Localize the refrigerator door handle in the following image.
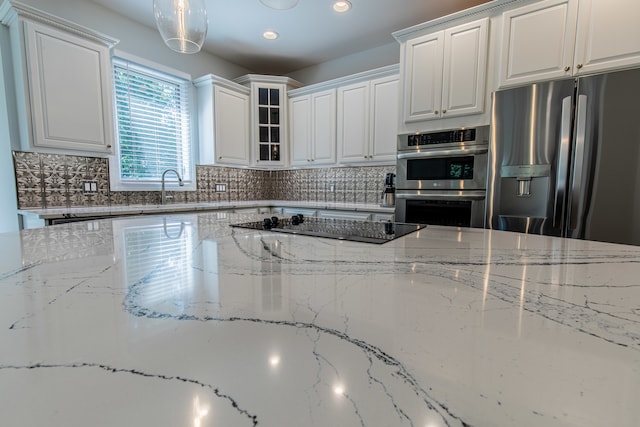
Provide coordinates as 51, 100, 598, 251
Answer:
569, 94, 588, 231
554, 96, 573, 228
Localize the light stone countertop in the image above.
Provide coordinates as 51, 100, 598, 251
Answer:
0, 211, 639, 426
18, 200, 395, 220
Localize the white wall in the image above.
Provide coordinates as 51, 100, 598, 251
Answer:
17, 0, 250, 80
287, 42, 400, 85
0, 27, 19, 233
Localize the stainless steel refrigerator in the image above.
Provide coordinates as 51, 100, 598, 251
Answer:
486, 67, 640, 246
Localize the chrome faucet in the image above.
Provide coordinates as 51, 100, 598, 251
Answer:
161, 168, 184, 204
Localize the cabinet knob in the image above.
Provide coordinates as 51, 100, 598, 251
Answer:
442, 109, 447, 114
434, 110, 439, 115
564, 66, 570, 72
106, 145, 112, 149
576, 64, 583, 69
218, 156, 222, 160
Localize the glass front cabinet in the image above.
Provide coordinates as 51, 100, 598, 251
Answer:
235, 75, 302, 166
257, 86, 282, 163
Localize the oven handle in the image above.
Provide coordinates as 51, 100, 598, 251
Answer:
396, 190, 486, 201
397, 146, 488, 159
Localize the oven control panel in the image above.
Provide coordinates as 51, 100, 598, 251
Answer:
407, 129, 476, 147
399, 126, 488, 151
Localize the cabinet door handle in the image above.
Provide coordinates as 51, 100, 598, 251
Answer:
564, 66, 570, 72
576, 64, 583, 69
442, 109, 447, 114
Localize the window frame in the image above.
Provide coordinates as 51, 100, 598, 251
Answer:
109, 52, 197, 192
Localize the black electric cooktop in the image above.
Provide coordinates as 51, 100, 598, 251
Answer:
230, 215, 425, 244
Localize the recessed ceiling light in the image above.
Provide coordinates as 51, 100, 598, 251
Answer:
333, 1, 352, 13
263, 30, 279, 40
260, 0, 298, 10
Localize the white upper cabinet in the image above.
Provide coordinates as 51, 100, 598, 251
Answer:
0, 4, 118, 155
500, 0, 640, 87
402, 32, 444, 122
337, 74, 399, 164
289, 89, 336, 166
195, 75, 250, 166
573, 0, 640, 76
401, 18, 489, 123
369, 75, 399, 161
499, 0, 578, 86
441, 19, 490, 118
289, 96, 312, 165
337, 81, 370, 163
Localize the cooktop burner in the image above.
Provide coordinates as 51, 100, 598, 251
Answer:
230, 215, 426, 244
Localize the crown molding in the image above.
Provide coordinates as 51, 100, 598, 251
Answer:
393, 0, 524, 42
288, 64, 399, 96
0, 0, 119, 48
193, 74, 251, 94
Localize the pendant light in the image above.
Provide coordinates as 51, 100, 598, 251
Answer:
153, 0, 208, 54
259, 0, 299, 10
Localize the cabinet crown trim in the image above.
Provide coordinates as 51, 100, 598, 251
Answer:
0, 0, 119, 47
288, 64, 400, 96
193, 74, 251, 94
234, 74, 303, 89
393, 0, 521, 42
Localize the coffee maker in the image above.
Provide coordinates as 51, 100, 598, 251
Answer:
380, 173, 396, 207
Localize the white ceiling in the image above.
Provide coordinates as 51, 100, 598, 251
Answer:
90, 0, 491, 74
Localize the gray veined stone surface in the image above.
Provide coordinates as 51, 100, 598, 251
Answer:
1, 212, 639, 426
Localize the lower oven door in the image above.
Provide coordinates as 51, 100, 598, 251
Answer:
395, 190, 486, 228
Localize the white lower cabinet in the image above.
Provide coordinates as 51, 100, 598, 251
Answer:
337, 75, 398, 164
281, 208, 317, 218
317, 210, 372, 221
372, 213, 395, 222
234, 207, 271, 214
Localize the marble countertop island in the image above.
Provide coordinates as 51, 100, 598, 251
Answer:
1, 212, 638, 426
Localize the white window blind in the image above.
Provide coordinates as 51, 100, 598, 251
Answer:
113, 58, 193, 185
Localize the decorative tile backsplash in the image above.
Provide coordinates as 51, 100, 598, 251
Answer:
13, 151, 396, 209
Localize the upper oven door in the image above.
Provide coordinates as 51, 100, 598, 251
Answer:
397, 146, 488, 190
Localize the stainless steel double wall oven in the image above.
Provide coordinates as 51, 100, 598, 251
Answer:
396, 127, 489, 227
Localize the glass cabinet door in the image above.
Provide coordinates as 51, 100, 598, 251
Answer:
258, 87, 281, 162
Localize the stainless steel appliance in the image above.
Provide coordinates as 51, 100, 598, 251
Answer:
381, 172, 396, 207
487, 67, 640, 246
231, 216, 425, 244
396, 127, 489, 227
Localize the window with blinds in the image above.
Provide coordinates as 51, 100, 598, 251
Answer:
112, 58, 194, 188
